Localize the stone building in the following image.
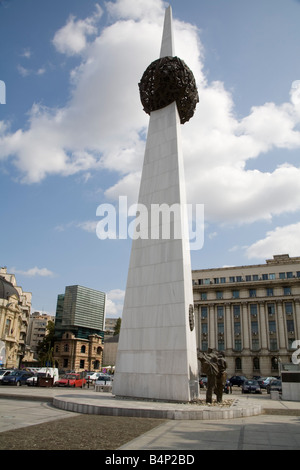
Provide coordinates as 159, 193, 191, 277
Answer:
26, 311, 55, 355
193, 254, 300, 378
53, 285, 106, 372
53, 331, 103, 371
0, 267, 32, 368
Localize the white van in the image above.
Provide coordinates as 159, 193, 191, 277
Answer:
27, 367, 59, 386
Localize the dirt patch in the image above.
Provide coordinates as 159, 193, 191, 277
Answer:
0, 414, 166, 450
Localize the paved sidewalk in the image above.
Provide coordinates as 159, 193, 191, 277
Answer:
0, 386, 300, 450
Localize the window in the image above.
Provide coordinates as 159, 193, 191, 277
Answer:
96, 347, 102, 355
297, 272, 300, 278
236, 276, 242, 282
4, 319, 11, 336
253, 275, 259, 281
218, 340, 225, 351
249, 289, 256, 298
251, 321, 259, 334
252, 339, 260, 351
63, 344, 69, 352
250, 304, 257, 316
235, 358, 242, 370
253, 357, 260, 370
217, 306, 224, 319
269, 321, 276, 333
266, 288, 273, 296
279, 272, 285, 279
220, 277, 226, 283
267, 303, 275, 315
287, 272, 293, 279
229, 276, 235, 283
262, 274, 268, 280
233, 305, 240, 318
218, 323, 224, 334
201, 341, 208, 351
271, 357, 279, 371
269, 273, 276, 280
216, 291, 223, 300
284, 286, 291, 295
270, 339, 278, 351
201, 323, 208, 334
234, 322, 241, 335
81, 345, 86, 353
204, 278, 210, 285
246, 275, 251, 281
80, 360, 85, 369
287, 319, 295, 333
285, 302, 293, 315
234, 340, 242, 351
201, 292, 207, 301
214, 278, 219, 284
201, 307, 208, 319
232, 290, 239, 299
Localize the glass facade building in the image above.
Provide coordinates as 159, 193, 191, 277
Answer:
54, 285, 106, 340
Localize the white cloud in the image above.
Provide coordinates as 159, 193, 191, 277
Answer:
1, 0, 300, 233
52, 4, 103, 56
11, 266, 55, 277
246, 222, 300, 260
105, 289, 125, 318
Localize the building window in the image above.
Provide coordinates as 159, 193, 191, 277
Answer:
253, 357, 260, 370
201, 341, 208, 351
297, 272, 300, 278
220, 277, 226, 283
262, 274, 268, 280
216, 291, 223, 300
80, 360, 85, 369
286, 272, 293, 279
267, 303, 275, 316
201, 292, 207, 301
250, 304, 257, 316
253, 275, 259, 281
218, 340, 225, 351
266, 288, 273, 296
201, 323, 208, 334
269, 321, 276, 334
234, 340, 242, 351
81, 345, 86, 353
201, 307, 208, 319
287, 319, 295, 333
269, 273, 276, 280
285, 302, 293, 315
252, 339, 260, 351
217, 306, 224, 319
235, 358, 242, 370
204, 278, 210, 285
229, 276, 235, 283
246, 275, 251, 281
214, 278, 219, 284
284, 286, 291, 295
63, 344, 69, 352
96, 347, 102, 355
63, 359, 68, 368
279, 272, 285, 279
218, 322, 224, 334
249, 289, 256, 297
251, 321, 259, 334
4, 319, 11, 336
269, 339, 278, 351
236, 276, 242, 282
234, 322, 241, 335
288, 338, 296, 349
232, 290, 239, 299
233, 305, 240, 318
271, 357, 279, 371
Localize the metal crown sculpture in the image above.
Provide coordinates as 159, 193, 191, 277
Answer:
139, 56, 199, 124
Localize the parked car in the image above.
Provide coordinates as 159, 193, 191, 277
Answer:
95, 375, 113, 385
85, 372, 103, 383
258, 377, 277, 389
2, 369, 33, 386
241, 379, 262, 394
55, 373, 86, 387
266, 379, 282, 394
224, 380, 231, 394
0, 369, 12, 382
199, 377, 207, 388
229, 375, 247, 386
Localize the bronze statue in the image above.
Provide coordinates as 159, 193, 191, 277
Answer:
198, 349, 227, 403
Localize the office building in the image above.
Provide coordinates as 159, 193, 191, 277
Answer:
192, 254, 300, 378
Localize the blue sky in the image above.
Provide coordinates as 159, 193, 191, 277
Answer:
1, 0, 300, 318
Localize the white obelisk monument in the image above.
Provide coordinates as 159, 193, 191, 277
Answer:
113, 6, 199, 402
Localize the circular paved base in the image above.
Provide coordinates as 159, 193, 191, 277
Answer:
53, 392, 262, 420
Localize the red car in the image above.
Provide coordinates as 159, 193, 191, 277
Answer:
55, 373, 86, 387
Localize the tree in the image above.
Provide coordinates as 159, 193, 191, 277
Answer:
36, 320, 55, 366
113, 318, 121, 336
